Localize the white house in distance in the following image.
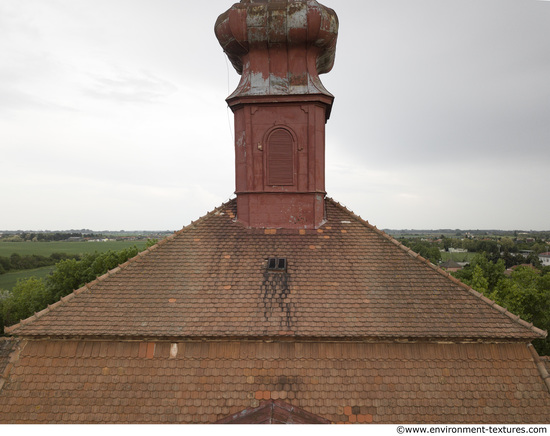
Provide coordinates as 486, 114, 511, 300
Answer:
539, 252, 550, 267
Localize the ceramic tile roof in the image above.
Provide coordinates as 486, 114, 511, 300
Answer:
0, 339, 18, 377
0, 339, 15, 373
0, 338, 20, 394
0, 340, 549, 424
5, 198, 546, 341
440, 259, 462, 270
214, 399, 331, 424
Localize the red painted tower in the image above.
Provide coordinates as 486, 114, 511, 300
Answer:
215, 0, 338, 229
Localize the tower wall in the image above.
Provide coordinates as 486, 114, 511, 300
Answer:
231, 96, 330, 228
216, 0, 338, 228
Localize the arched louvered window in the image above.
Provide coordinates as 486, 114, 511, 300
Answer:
267, 129, 294, 186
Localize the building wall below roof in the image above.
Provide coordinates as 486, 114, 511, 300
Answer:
0, 340, 549, 424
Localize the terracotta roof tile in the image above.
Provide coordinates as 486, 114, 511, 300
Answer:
1, 199, 549, 422
4, 199, 546, 341
0, 338, 22, 394
1, 340, 548, 424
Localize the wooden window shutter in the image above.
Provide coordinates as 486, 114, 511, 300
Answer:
267, 129, 294, 185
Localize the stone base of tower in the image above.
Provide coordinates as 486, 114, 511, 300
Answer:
236, 192, 325, 229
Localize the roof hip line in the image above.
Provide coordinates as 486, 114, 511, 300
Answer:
527, 343, 550, 393
4, 198, 237, 336
326, 197, 548, 340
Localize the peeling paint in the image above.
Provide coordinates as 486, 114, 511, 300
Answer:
269, 74, 289, 94
287, 4, 307, 28
236, 132, 246, 149
249, 72, 270, 94
215, 0, 337, 99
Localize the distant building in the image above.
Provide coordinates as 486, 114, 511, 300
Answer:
505, 264, 541, 276
439, 259, 462, 272
520, 250, 534, 258
539, 252, 550, 267
448, 248, 468, 253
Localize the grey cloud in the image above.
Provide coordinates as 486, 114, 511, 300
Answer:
326, 0, 550, 169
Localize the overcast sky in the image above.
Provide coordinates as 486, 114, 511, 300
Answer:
1, 0, 549, 231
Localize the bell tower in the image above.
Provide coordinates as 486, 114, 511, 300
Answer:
215, 0, 338, 229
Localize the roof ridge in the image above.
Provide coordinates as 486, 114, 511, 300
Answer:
325, 197, 548, 340
4, 198, 237, 336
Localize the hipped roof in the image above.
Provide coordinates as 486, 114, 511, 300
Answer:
5, 198, 546, 342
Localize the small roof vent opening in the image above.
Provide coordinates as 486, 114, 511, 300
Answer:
267, 257, 287, 272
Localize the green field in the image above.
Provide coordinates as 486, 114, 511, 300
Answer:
0, 240, 147, 257
0, 266, 55, 291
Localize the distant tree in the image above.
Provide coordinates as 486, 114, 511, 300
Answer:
399, 239, 441, 264
454, 256, 550, 356
146, 238, 159, 249
0, 289, 9, 327
9, 253, 23, 270
501, 250, 521, 269
492, 266, 550, 355
47, 246, 140, 301
469, 265, 489, 295
0, 257, 9, 274
0, 252, 78, 275
526, 252, 542, 269
0, 246, 141, 333
1, 278, 48, 327
49, 252, 79, 262
499, 237, 515, 252
46, 258, 84, 302
453, 253, 505, 292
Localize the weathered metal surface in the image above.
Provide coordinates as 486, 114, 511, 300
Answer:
215, 0, 338, 98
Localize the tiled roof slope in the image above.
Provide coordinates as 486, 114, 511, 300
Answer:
5, 199, 546, 340
0, 339, 19, 377
214, 399, 332, 424
0, 339, 14, 373
0, 338, 20, 393
0, 340, 549, 424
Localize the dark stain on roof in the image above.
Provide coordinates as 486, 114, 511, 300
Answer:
5, 198, 546, 341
